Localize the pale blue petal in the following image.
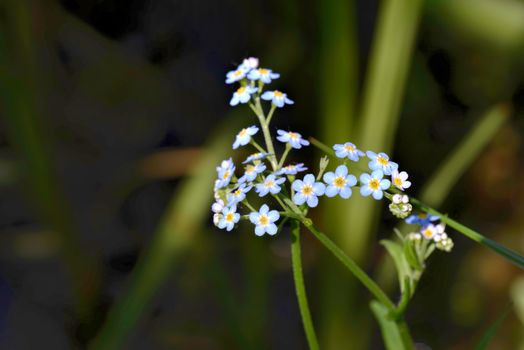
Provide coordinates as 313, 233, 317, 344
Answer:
360, 173, 371, 184
268, 210, 280, 221
372, 190, 383, 200
255, 225, 265, 236
360, 186, 372, 196
266, 223, 278, 235
323, 172, 335, 184
340, 187, 352, 199
313, 183, 326, 195
260, 204, 269, 214
304, 174, 315, 184
293, 193, 306, 205
336, 165, 348, 176
346, 174, 357, 186
371, 170, 384, 179
366, 151, 377, 159
292, 180, 303, 191
307, 195, 319, 208
380, 179, 391, 189
325, 186, 338, 197
249, 212, 259, 224
261, 91, 273, 100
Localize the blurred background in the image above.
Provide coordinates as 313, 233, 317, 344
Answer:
0, 0, 524, 349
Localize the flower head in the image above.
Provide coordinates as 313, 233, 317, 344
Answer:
366, 151, 398, 175
420, 224, 439, 240
227, 183, 252, 205
405, 213, 440, 227
292, 174, 326, 207
238, 163, 266, 184
233, 125, 259, 149
215, 158, 236, 189
249, 204, 280, 236
239, 57, 259, 71
255, 174, 286, 197
217, 205, 240, 231
333, 142, 365, 162
323, 165, 357, 199
261, 90, 294, 108
211, 199, 225, 213
230, 86, 258, 106
276, 163, 308, 176
243, 152, 269, 164
276, 130, 310, 149
391, 170, 411, 191
225, 67, 248, 84
359, 170, 391, 200
248, 68, 280, 84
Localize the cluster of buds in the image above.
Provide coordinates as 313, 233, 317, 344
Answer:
389, 194, 412, 219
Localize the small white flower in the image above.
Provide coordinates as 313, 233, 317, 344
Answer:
230, 86, 258, 106
240, 57, 259, 71
391, 170, 411, 191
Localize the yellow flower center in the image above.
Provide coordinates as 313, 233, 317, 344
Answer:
226, 213, 234, 222
289, 132, 299, 140
344, 145, 355, 152
265, 181, 275, 188
233, 70, 243, 77
369, 179, 380, 190
273, 90, 284, 97
237, 87, 246, 94
259, 215, 269, 225
334, 176, 346, 188
377, 156, 389, 166
394, 177, 403, 186
301, 184, 313, 195
245, 165, 255, 174
223, 170, 230, 180
259, 68, 269, 75
239, 129, 247, 137
423, 228, 433, 238
234, 189, 242, 196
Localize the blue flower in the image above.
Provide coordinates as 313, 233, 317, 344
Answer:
225, 67, 248, 84
239, 57, 259, 71
215, 158, 236, 189
233, 125, 259, 149
405, 213, 439, 226
217, 205, 240, 231
238, 163, 266, 184
292, 174, 326, 207
255, 174, 286, 197
230, 86, 258, 106
276, 130, 310, 149
323, 165, 357, 199
243, 152, 269, 164
227, 183, 252, 205
248, 68, 280, 84
276, 163, 308, 176
359, 170, 391, 200
261, 90, 294, 108
366, 151, 398, 175
249, 204, 280, 236
333, 142, 365, 162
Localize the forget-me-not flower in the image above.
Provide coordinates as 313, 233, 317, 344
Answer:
255, 174, 285, 197
333, 142, 365, 162
420, 223, 440, 240
227, 183, 252, 205
230, 86, 258, 106
359, 170, 391, 200
243, 152, 269, 164
405, 213, 440, 227
391, 169, 411, 191
276, 130, 310, 149
249, 204, 280, 236
216, 158, 236, 189
323, 165, 357, 199
217, 205, 240, 231
276, 163, 308, 176
248, 68, 280, 84
366, 151, 398, 175
238, 163, 266, 184
261, 90, 294, 108
239, 57, 259, 71
211, 199, 225, 214
292, 174, 326, 207
226, 68, 247, 84
233, 126, 259, 149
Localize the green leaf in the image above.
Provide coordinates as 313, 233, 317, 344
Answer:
510, 277, 524, 326
403, 241, 423, 271
381, 240, 413, 294
370, 301, 405, 350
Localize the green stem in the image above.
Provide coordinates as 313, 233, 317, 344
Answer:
396, 318, 415, 350
300, 218, 396, 311
290, 220, 320, 350
250, 139, 268, 154
252, 99, 278, 170
278, 143, 292, 169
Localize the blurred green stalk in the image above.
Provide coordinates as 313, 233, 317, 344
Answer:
316, 0, 361, 347
0, 0, 100, 318
90, 119, 240, 350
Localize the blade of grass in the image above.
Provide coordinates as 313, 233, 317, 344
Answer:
90, 117, 242, 350
0, 1, 100, 318
475, 302, 513, 350
370, 301, 414, 350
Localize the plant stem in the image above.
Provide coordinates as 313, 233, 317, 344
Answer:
300, 219, 396, 311
290, 220, 320, 350
250, 139, 268, 154
278, 143, 292, 169
396, 318, 415, 350
252, 99, 278, 170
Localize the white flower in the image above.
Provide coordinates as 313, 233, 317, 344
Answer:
391, 170, 411, 191
232, 126, 259, 149
230, 86, 258, 106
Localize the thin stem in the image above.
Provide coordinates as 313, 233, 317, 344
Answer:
266, 104, 277, 125
273, 194, 291, 212
290, 220, 319, 350
278, 144, 292, 169
396, 318, 415, 350
300, 219, 396, 311
250, 139, 267, 154
252, 99, 278, 170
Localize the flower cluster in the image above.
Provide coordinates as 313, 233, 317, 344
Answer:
405, 213, 454, 252
212, 57, 452, 253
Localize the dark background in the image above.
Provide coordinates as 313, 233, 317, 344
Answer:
0, 0, 523, 349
